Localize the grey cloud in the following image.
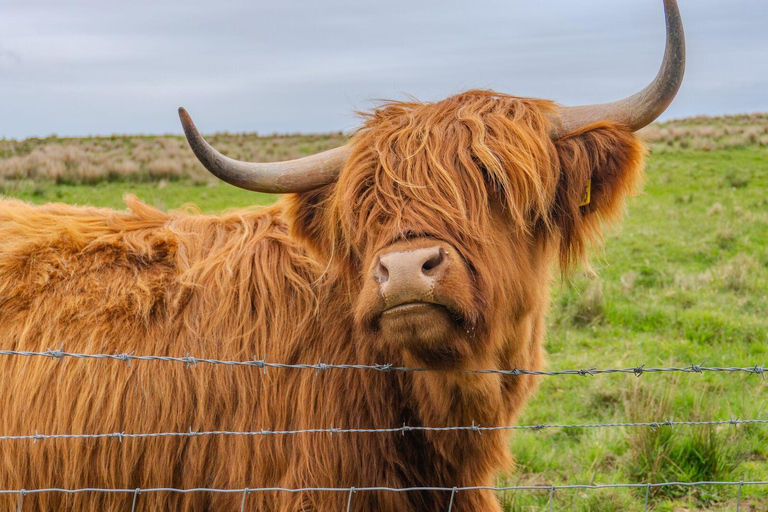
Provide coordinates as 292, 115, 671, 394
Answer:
0, 0, 766, 138
0, 45, 21, 67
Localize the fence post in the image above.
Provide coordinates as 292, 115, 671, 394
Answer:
16, 489, 25, 512
239, 488, 249, 512
447, 487, 457, 512
644, 483, 650, 511
130, 488, 141, 512
549, 485, 555, 512
736, 481, 743, 511
345, 487, 355, 512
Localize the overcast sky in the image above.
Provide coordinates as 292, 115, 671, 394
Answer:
1, 0, 766, 139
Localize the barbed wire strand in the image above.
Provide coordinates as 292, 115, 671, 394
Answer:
3, 418, 765, 443
1, 349, 766, 379
1, 481, 767, 495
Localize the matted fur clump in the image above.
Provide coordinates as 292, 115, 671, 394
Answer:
0, 91, 645, 511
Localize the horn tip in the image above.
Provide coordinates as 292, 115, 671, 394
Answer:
178, 108, 198, 138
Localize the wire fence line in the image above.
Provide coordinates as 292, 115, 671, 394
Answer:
6, 480, 768, 494
3, 418, 767, 443
3, 348, 767, 510
6, 481, 768, 512
1, 349, 766, 379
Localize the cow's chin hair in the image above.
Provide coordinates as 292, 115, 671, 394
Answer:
376, 304, 475, 369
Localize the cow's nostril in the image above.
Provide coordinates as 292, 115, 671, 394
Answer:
421, 249, 445, 274
374, 258, 389, 283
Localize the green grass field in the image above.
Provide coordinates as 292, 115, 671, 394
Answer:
505, 146, 768, 511
1, 121, 767, 511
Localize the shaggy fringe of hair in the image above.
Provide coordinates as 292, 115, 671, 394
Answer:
326, 90, 645, 271
336, 91, 558, 251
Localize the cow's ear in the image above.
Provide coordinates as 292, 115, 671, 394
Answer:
551, 121, 647, 269
284, 186, 336, 261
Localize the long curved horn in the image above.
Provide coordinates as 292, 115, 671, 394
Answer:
178, 108, 350, 193
550, 0, 685, 137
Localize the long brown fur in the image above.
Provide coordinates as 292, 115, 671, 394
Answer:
0, 90, 645, 511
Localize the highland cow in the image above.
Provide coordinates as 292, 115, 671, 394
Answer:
0, 1, 684, 510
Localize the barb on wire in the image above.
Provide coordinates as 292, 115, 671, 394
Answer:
2, 418, 765, 442
0, 349, 766, 379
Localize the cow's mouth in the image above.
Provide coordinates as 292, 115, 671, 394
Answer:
379, 301, 468, 326
376, 301, 469, 331
373, 300, 475, 368
381, 301, 446, 317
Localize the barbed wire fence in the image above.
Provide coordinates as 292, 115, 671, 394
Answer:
2, 348, 767, 511
2, 348, 767, 378
7, 481, 768, 512
2, 417, 767, 443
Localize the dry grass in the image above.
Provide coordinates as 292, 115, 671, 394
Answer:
639, 112, 768, 151
572, 274, 606, 325
699, 254, 761, 292
0, 132, 346, 185
1, 113, 766, 185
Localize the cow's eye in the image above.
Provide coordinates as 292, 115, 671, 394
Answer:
401, 230, 419, 241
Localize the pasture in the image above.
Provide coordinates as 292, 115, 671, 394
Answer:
1, 114, 767, 511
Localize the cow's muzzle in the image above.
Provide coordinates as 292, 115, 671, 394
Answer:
374, 244, 450, 313
356, 237, 479, 367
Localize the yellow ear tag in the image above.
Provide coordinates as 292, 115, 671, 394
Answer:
579, 179, 591, 207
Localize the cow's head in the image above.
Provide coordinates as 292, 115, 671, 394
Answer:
179, 1, 684, 368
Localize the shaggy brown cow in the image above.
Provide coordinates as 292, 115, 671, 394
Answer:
0, 1, 684, 510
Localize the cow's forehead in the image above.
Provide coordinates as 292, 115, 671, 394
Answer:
335, 91, 558, 237
326, 93, 561, 263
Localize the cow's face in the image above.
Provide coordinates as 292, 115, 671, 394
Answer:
289, 91, 645, 368
340, 93, 556, 367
